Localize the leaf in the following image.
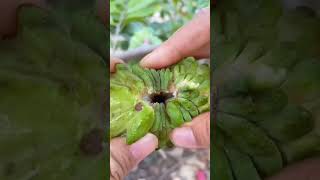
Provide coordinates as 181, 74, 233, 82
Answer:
128, 27, 162, 49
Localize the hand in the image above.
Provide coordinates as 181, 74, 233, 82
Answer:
0, 0, 47, 38
140, 8, 210, 149
267, 158, 320, 180
110, 57, 158, 180
140, 7, 210, 69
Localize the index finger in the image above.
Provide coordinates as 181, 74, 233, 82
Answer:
140, 8, 210, 69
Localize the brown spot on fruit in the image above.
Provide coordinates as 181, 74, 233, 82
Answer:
135, 102, 143, 111
79, 128, 104, 156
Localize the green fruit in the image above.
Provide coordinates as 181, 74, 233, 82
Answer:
110, 57, 210, 146
126, 102, 154, 144
166, 100, 185, 127
224, 144, 261, 180
0, 1, 107, 179
177, 102, 192, 122
159, 103, 173, 148
150, 103, 161, 135
217, 113, 283, 176
145, 69, 157, 92
213, 1, 320, 179
176, 98, 199, 117
212, 144, 234, 180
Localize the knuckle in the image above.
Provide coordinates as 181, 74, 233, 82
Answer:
110, 154, 125, 180
110, 144, 136, 180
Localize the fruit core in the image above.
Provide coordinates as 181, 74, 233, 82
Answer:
149, 92, 174, 104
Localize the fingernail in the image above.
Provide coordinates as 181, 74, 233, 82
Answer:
140, 54, 153, 67
129, 133, 158, 162
171, 127, 197, 148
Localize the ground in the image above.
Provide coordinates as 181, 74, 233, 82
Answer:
126, 147, 210, 180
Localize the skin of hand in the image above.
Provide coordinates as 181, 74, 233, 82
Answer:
139, 7, 320, 179
140, 8, 211, 149
110, 57, 159, 180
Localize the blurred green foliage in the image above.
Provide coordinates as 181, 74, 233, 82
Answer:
110, 0, 209, 51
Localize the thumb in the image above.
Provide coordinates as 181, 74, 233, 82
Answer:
170, 112, 210, 149
110, 133, 158, 180
267, 158, 320, 180
110, 57, 124, 73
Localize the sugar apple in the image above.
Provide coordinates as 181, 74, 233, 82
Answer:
0, 0, 107, 179
213, 0, 320, 179
110, 57, 210, 147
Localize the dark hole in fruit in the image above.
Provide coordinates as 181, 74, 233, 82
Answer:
149, 92, 174, 104
79, 128, 104, 156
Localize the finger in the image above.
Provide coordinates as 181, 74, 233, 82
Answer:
267, 158, 320, 180
110, 133, 158, 180
140, 8, 210, 69
110, 57, 124, 73
170, 112, 210, 149
0, 0, 47, 38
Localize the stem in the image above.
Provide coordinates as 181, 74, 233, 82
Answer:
111, 0, 128, 51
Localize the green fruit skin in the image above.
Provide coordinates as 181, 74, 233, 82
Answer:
166, 100, 184, 128
225, 145, 261, 180
212, 145, 234, 180
126, 102, 154, 144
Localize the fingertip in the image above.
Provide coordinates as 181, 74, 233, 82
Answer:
190, 112, 210, 124
139, 54, 154, 68
170, 112, 210, 149
110, 57, 124, 72
170, 127, 198, 148
140, 45, 182, 69
129, 133, 158, 162
140, 51, 165, 69
145, 133, 159, 147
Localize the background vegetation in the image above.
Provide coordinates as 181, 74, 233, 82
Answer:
110, 0, 210, 55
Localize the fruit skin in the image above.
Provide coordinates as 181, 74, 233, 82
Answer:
166, 100, 184, 127
110, 57, 210, 147
126, 101, 155, 144
212, 144, 234, 180
0, 1, 107, 179
213, 0, 320, 179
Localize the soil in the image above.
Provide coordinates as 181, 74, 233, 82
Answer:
125, 147, 210, 180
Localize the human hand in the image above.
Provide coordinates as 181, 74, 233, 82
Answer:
140, 8, 210, 69
140, 8, 210, 149
138, 6, 320, 178
110, 57, 158, 180
267, 158, 320, 180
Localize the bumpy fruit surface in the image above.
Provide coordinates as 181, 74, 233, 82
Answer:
0, 1, 107, 179
213, 0, 320, 179
110, 57, 210, 147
